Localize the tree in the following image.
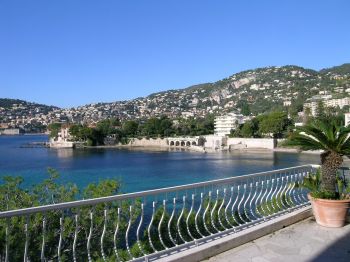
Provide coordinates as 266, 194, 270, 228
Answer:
159, 116, 174, 137
230, 126, 242, 138
0, 169, 141, 261
122, 120, 139, 137
198, 136, 206, 146
48, 123, 61, 138
69, 125, 104, 146
141, 117, 159, 136
0, 168, 126, 260
96, 118, 119, 136
303, 107, 312, 123
240, 120, 259, 138
69, 124, 82, 139
173, 115, 214, 137
288, 119, 350, 194
237, 100, 251, 116
259, 111, 292, 138
315, 100, 326, 118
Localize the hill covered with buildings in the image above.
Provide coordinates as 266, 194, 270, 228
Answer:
1, 63, 350, 129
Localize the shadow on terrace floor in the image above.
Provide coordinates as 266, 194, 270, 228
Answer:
205, 217, 350, 262
310, 225, 350, 262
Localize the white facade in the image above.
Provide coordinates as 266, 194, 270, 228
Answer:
214, 113, 244, 136
283, 100, 292, 107
49, 126, 74, 148
56, 127, 72, 142
345, 112, 350, 127
324, 97, 350, 109
304, 97, 350, 116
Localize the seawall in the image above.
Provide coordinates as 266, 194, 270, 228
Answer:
227, 138, 277, 150
128, 137, 169, 147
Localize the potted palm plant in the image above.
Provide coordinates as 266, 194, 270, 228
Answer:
288, 118, 350, 227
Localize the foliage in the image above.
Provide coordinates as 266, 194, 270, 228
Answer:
65, 114, 214, 146
172, 115, 214, 137
140, 116, 173, 137
231, 111, 292, 138
296, 169, 321, 192
96, 118, 120, 136
240, 118, 260, 138
258, 111, 292, 138
69, 124, 104, 146
122, 120, 139, 137
256, 194, 295, 216
319, 63, 350, 75
0, 169, 139, 261
287, 118, 350, 154
47, 123, 62, 139
296, 169, 350, 200
287, 118, 350, 194
236, 100, 251, 116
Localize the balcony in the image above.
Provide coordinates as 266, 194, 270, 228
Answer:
0, 165, 337, 261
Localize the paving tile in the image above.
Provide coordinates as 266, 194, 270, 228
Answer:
204, 217, 350, 262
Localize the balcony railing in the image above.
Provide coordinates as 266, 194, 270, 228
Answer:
0, 165, 317, 261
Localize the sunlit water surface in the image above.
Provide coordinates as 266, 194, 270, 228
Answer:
0, 135, 320, 193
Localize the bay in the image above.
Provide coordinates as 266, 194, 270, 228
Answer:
0, 135, 320, 193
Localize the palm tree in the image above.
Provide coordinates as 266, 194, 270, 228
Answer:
288, 119, 350, 194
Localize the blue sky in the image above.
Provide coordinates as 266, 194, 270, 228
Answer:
1, 1, 349, 108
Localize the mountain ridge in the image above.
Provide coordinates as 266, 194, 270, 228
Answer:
1, 63, 350, 126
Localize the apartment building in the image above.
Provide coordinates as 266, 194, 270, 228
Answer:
304, 96, 350, 116
214, 113, 244, 136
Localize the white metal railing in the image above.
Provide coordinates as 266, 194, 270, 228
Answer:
0, 165, 318, 261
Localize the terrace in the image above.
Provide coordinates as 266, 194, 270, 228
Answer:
0, 165, 348, 261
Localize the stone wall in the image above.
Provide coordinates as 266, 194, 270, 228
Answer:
203, 135, 226, 149
49, 141, 74, 148
227, 138, 277, 150
0, 128, 22, 135
128, 137, 169, 147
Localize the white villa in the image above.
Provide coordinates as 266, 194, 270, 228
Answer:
49, 125, 74, 148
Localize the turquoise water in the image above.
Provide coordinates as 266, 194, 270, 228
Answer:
0, 135, 320, 193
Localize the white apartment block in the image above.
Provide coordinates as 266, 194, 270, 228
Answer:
324, 97, 350, 108
214, 113, 244, 136
304, 97, 350, 116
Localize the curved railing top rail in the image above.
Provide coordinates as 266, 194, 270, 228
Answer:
0, 164, 318, 218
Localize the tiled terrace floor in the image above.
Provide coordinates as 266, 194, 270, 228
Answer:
204, 217, 350, 262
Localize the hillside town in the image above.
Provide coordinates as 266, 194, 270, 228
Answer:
1, 64, 350, 136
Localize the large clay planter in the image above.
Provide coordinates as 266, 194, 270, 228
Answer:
308, 193, 350, 227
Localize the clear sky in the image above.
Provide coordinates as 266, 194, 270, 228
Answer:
1, 1, 349, 108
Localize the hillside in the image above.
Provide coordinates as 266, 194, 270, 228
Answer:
0, 98, 59, 127
1, 63, 350, 126
0, 98, 58, 110
113, 64, 350, 119
319, 63, 350, 76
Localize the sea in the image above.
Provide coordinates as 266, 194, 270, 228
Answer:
0, 135, 321, 193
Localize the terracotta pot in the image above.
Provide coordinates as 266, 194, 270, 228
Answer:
308, 193, 350, 228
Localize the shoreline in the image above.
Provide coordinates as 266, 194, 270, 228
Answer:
82, 144, 323, 155
0, 133, 47, 136
273, 147, 323, 155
